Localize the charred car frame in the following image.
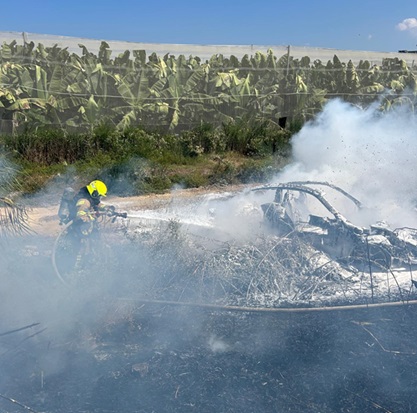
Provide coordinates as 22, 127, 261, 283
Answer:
255, 181, 417, 270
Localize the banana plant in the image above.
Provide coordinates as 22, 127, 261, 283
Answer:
150, 60, 213, 130
113, 65, 150, 129
2, 39, 417, 132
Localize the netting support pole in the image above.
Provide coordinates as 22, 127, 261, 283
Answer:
286, 45, 291, 76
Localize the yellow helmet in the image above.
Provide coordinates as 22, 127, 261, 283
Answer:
87, 180, 107, 198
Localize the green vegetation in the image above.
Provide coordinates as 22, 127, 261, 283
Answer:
1, 39, 416, 196
0, 120, 293, 195
1, 40, 416, 135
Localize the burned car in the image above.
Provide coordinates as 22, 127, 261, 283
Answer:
255, 181, 417, 270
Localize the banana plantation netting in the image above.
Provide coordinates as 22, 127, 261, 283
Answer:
1, 36, 417, 133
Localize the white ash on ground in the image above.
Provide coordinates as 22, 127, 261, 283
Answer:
118, 192, 417, 308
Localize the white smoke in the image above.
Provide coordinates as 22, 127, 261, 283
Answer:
272, 99, 417, 228
208, 334, 230, 353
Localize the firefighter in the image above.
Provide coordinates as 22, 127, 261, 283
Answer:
71, 180, 115, 237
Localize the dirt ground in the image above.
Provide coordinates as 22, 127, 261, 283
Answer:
27, 184, 249, 237
3, 184, 417, 413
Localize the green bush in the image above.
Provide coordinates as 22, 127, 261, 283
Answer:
2, 127, 124, 165
180, 122, 226, 156
91, 122, 124, 154
237, 159, 275, 183
171, 171, 209, 188
0, 120, 297, 195
2, 128, 87, 164
222, 118, 291, 156
1, 120, 294, 165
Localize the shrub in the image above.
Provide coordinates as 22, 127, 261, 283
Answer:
180, 122, 226, 156
2, 128, 94, 164
237, 159, 275, 183
222, 118, 291, 156
0, 120, 296, 195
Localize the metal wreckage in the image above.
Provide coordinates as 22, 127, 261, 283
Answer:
254, 181, 417, 271
116, 180, 417, 307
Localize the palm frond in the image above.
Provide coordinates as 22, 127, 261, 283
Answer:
0, 197, 31, 237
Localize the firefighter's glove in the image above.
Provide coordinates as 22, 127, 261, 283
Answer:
80, 221, 94, 237
105, 205, 116, 216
